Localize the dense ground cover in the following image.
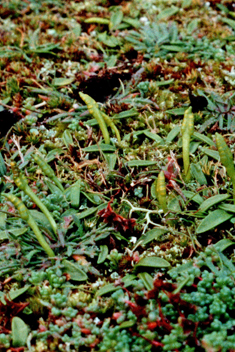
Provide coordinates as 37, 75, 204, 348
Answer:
1, 0, 235, 351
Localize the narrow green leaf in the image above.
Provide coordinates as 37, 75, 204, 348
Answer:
135, 256, 170, 268
0, 152, 6, 176
9, 285, 31, 301
144, 131, 163, 143
53, 77, 75, 86
62, 260, 88, 281
70, 180, 81, 209
0, 230, 8, 240
193, 132, 215, 147
191, 163, 207, 185
109, 10, 123, 30
119, 320, 136, 329
104, 153, 117, 170
199, 194, 230, 213
138, 228, 168, 246
183, 191, 203, 205
156, 6, 179, 20
83, 144, 116, 152
165, 125, 181, 143
95, 283, 118, 297
196, 209, 232, 234
126, 160, 156, 167
221, 17, 235, 30
201, 147, 220, 161
214, 239, 235, 252
97, 245, 109, 264
166, 108, 186, 115
12, 317, 29, 347
219, 203, 235, 213
138, 272, 153, 290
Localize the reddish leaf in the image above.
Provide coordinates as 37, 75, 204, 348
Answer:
98, 201, 136, 233
0, 297, 29, 329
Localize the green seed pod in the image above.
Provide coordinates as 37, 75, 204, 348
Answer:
181, 106, 194, 182
3, 193, 29, 221
79, 92, 111, 145
156, 171, 167, 213
33, 154, 64, 192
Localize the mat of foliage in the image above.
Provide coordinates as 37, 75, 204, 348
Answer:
1, 0, 235, 351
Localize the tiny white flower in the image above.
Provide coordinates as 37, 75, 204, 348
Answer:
94, 317, 100, 324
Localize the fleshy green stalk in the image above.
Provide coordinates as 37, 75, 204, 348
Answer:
11, 162, 57, 234
156, 171, 167, 213
215, 133, 235, 203
79, 92, 111, 144
2, 193, 55, 258
101, 112, 121, 142
33, 154, 64, 192
181, 106, 194, 182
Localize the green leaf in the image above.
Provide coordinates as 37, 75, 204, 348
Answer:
12, 317, 29, 347
221, 17, 235, 30
62, 129, 74, 148
8, 228, 28, 237
126, 160, 157, 167
187, 18, 199, 33
62, 259, 88, 281
70, 180, 81, 209
109, 10, 123, 30
9, 285, 31, 301
135, 256, 170, 268
214, 239, 235, 252
183, 191, 203, 205
98, 32, 120, 47
104, 153, 117, 170
166, 108, 186, 115
196, 209, 233, 234
97, 245, 109, 264
198, 194, 230, 213
193, 132, 215, 147
219, 203, 235, 213
83, 144, 116, 152
119, 320, 136, 329
155, 79, 174, 86
53, 77, 75, 86
73, 203, 107, 220
138, 272, 153, 290
137, 227, 168, 246
191, 163, 207, 185
144, 131, 163, 143
29, 210, 53, 231
165, 125, 181, 143
95, 283, 118, 297
156, 6, 179, 20
0, 230, 8, 240
201, 147, 220, 161
0, 152, 6, 176
81, 192, 102, 205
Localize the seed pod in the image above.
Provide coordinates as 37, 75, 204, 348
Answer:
181, 106, 194, 182
33, 154, 64, 192
156, 171, 167, 213
3, 193, 29, 221
79, 92, 110, 144
101, 112, 121, 142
